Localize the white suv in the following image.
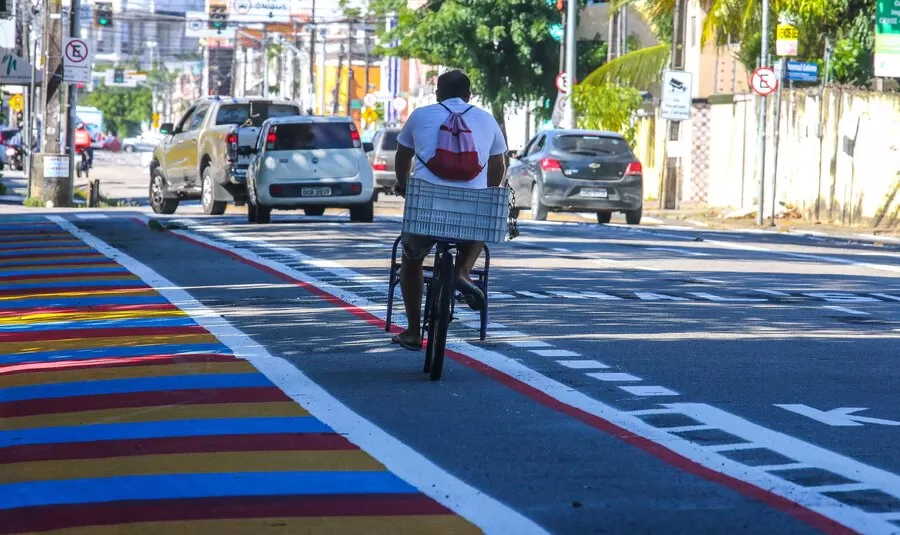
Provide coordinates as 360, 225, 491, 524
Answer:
244, 116, 375, 224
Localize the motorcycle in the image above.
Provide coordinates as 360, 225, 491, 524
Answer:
5, 145, 24, 171
75, 147, 91, 178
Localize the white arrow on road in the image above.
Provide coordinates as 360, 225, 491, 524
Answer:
776, 404, 900, 427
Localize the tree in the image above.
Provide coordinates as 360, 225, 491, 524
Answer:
572, 84, 644, 144
367, 0, 606, 134
79, 84, 152, 137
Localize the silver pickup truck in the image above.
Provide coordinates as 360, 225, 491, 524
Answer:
149, 96, 303, 215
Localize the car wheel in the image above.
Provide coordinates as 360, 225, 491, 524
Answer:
349, 201, 374, 223
531, 182, 548, 221
255, 204, 272, 224
597, 211, 612, 224
201, 167, 227, 216
247, 199, 258, 223
124, 145, 134, 153
304, 207, 326, 216
149, 170, 179, 214
625, 207, 642, 225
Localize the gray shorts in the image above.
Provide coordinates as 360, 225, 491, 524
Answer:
400, 233, 482, 263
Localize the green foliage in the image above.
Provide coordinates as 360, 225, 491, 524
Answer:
582, 43, 671, 92
572, 83, 644, 145
832, 38, 873, 87
23, 197, 44, 207
79, 85, 152, 137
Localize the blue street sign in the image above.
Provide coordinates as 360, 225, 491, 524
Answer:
785, 60, 819, 83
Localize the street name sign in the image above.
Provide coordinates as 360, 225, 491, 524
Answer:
875, 0, 900, 78
660, 70, 692, 121
785, 60, 819, 83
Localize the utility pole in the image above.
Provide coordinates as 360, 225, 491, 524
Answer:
262, 31, 269, 98
33, 0, 67, 206
332, 42, 344, 115
25, 3, 40, 191
755, 0, 770, 225
64, 0, 81, 206
308, 0, 317, 113
561, 0, 576, 129
364, 23, 371, 97
345, 23, 353, 116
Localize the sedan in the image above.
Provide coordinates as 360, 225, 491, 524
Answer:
506, 129, 644, 225
122, 132, 163, 153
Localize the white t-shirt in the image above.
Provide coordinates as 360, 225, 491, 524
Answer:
396, 98, 508, 189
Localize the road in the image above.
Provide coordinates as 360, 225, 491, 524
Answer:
3, 205, 898, 534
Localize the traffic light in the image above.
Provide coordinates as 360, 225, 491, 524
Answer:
14, 111, 23, 128
113, 68, 124, 84
94, 1, 113, 27
208, 6, 227, 30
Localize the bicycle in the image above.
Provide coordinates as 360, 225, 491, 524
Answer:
421, 239, 458, 380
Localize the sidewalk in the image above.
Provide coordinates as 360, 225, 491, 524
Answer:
0, 214, 477, 534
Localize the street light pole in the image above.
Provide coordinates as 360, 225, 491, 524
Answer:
755, 0, 770, 225
561, 0, 576, 129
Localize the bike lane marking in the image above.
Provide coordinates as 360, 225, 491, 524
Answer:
0, 215, 527, 535
152, 217, 900, 534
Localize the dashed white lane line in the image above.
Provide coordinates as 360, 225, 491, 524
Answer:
755, 463, 812, 472
647, 247, 711, 257
807, 483, 874, 494
74, 213, 109, 219
823, 305, 871, 316
506, 340, 552, 348
755, 289, 792, 296
530, 349, 580, 358
872, 293, 900, 302
556, 359, 610, 369
516, 291, 550, 299
620, 386, 680, 396
587, 372, 642, 382
626, 408, 679, 416
662, 424, 716, 434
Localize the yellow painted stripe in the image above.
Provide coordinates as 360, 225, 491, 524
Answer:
0, 402, 309, 431
0, 360, 255, 388
0, 254, 106, 262
0, 262, 115, 272
3, 333, 219, 355
1, 451, 385, 484
0, 309, 186, 325
2, 275, 140, 285
0, 288, 158, 301
20, 516, 480, 535
0, 246, 92, 253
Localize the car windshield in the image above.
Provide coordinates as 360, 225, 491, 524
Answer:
215, 103, 301, 127
381, 131, 400, 151
552, 135, 631, 156
269, 123, 355, 151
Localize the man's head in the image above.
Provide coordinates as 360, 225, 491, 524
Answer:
435, 70, 471, 103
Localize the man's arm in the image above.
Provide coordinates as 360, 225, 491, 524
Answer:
395, 143, 415, 194
486, 154, 506, 187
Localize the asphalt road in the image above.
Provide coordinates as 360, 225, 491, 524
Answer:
43, 206, 898, 535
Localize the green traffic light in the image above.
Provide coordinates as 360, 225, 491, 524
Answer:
99, 17, 108, 25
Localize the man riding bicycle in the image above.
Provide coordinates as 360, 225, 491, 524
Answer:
392, 70, 508, 351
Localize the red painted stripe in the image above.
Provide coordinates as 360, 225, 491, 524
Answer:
0, 243, 83, 252
0, 251, 94, 261
0, 233, 71, 240
0, 325, 208, 343
0, 433, 359, 465
0, 257, 109, 268
0, 303, 178, 317
0, 353, 239, 376
0, 494, 448, 534
0, 261, 117, 270
168, 225, 854, 535
0, 271, 128, 281
0, 284, 148, 297
1, 386, 290, 418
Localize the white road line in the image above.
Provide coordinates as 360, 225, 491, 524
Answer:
634, 292, 689, 302
707, 238, 900, 275
662, 425, 716, 434
647, 247, 710, 257
158, 218, 900, 534
871, 293, 900, 302
556, 359, 610, 370
53, 216, 546, 535
506, 340, 552, 348
74, 213, 108, 219
807, 483, 874, 494
877, 512, 900, 521
823, 306, 871, 316
586, 372, 642, 382
688, 292, 767, 303
756, 463, 812, 472
705, 443, 760, 453
754, 289, 792, 297
548, 291, 588, 299
626, 408, 680, 416
620, 386, 680, 397
530, 349, 581, 358
552, 248, 571, 253
516, 291, 550, 299
489, 292, 516, 300
580, 292, 624, 300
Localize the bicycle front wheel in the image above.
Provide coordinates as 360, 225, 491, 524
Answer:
428, 249, 454, 381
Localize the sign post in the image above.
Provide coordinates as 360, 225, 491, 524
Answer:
660, 70, 693, 121
875, 0, 900, 78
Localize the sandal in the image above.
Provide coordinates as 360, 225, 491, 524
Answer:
391, 333, 423, 351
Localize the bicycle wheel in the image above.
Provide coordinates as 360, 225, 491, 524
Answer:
428, 248, 454, 381
422, 278, 435, 374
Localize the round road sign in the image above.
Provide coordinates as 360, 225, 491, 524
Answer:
64, 39, 89, 65
363, 93, 377, 108
391, 97, 407, 112
9, 94, 24, 113
233, 0, 251, 15
555, 72, 569, 94
750, 67, 779, 96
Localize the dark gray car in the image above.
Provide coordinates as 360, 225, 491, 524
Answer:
506, 129, 644, 224
367, 128, 401, 194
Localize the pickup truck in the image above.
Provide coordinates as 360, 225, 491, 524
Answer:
148, 96, 303, 215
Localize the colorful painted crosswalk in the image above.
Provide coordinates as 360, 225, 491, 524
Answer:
0, 216, 478, 534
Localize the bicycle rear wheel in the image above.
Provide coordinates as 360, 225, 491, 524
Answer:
426, 248, 454, 381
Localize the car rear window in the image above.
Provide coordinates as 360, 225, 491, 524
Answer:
268, 123, 355, 151
380, 131, 399, 151
552, 135, 631, 156
215, 103, 301, 127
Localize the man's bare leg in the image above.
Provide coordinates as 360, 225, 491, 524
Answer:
398, 256, 425, 347
457, 242, 484, 282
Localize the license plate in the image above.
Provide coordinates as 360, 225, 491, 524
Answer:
301, 187, 332, 197
581, 188, 608, 198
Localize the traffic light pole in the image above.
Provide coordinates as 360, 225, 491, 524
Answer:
65, 0, 81, 206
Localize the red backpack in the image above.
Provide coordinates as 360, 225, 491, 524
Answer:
416, 103, 483, 181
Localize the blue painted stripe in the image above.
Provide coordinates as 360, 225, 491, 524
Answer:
0, 240, 82, 250
3, 279, 144, 290
0, 417, 332, 449
1, 373, 272, 403
0, 316, 197, 333
1, 343, 231, 364
0, 248, 92, 257
0, 296, 168, 309
0, 267, 126, 277
0, 471, 413, 510
0, 224, 60, 230
0, 257, 107, 267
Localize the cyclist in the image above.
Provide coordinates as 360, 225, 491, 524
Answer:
74, 122, 93, 169
391, 70, 508, 351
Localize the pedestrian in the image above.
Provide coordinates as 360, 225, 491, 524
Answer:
390, 70, 509, 351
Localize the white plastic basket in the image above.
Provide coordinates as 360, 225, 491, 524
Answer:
402, 178, 510, 243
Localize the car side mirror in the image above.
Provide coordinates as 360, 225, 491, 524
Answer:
237, 146, 257, 156
362, 142, 374, 153
159, 123, 174, 136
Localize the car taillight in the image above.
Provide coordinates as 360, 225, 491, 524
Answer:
625, 162, 643, 175
226, 133, 238, 145
266, 131, 277, 147
373, 159, 387, 171
350, 125, 361, 148
540, 158, 562, 172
